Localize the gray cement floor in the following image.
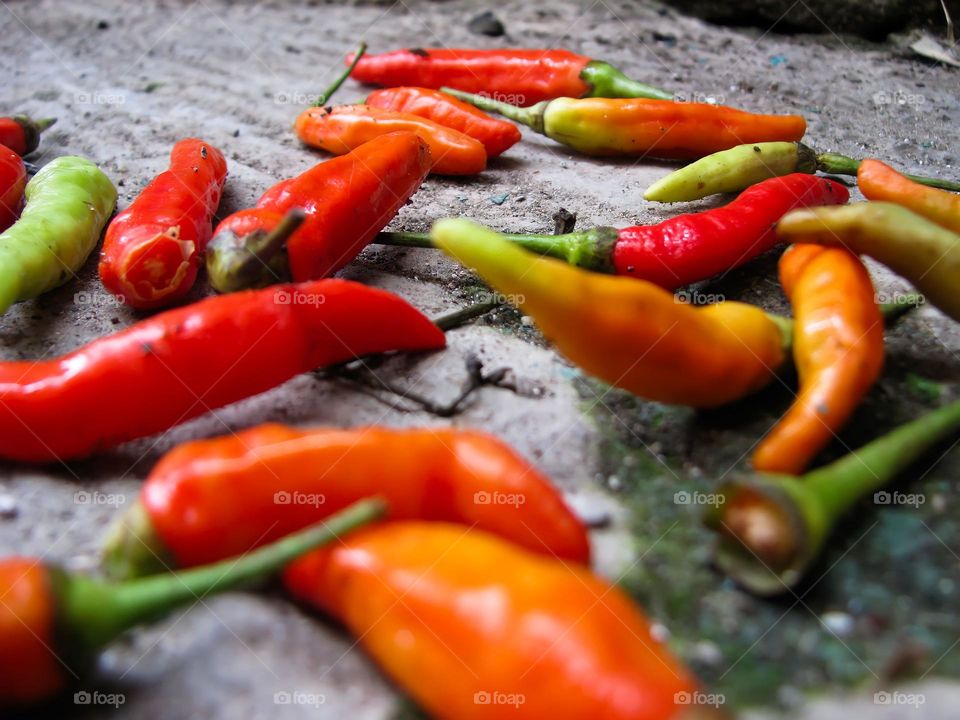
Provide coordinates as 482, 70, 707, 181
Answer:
2, 0, 959, 718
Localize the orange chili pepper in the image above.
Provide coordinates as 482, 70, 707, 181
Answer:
295, 104, 486, 175
752, 244, 884, 475
366, 86, 521, 157
285, 523, 713, 720
858, 158, 960, 234
441, 88, 806, 160
103, 424, 590, 578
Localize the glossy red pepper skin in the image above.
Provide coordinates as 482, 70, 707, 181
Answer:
99, 139, 228, 309
349, 48, 592, 105
0, 116, 53, 156
212, 132, 431, 281
366, 87, 521, 157
614, 174, 850, 288
0, 144, 26, 231
0, 280, 444, 462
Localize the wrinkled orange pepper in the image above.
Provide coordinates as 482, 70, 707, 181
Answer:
285, 523, 712, 720
752, 245, 884, 475
858, 158, 960, 234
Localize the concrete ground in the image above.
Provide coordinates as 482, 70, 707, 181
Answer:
1, 0, 959, 718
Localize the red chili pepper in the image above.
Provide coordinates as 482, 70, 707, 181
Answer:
0, 279, 444, 462
347, 48, 674, 103
99, 139, 228, 309
366, 87, 521, 157
378, 174, 850, 290
206, 131, 431, 292
0, 115, 55, 156
0, 144, 26, 232
104, 425, 590, 578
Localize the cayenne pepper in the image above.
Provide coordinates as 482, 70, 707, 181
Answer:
0, 144, 26, 232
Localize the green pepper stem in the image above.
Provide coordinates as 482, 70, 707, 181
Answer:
579, 60, 673, 101
439, 87, 548, 135
205, 209, 305, 293
432, 300, 500, 331
57, 498, 385, 657
817, 152, 960, 192
314, 42, 367, 106
34, 117, 56, 133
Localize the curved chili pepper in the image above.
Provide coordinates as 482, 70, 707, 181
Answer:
645, 142, 960, 203
0, 115, 55, 156
0, 279, 444, 462
380, 175, 849, 290
707, 400, 960, 595
0, 500, 383, 705
858, 158, 960, 234
285, 522, 711, 720
206, 132, 431, 291
777, 202, 960, 322
431, 218, 787, 407
0, 156, 116, 315
103, 425, 589, 578
751, 245, 884, 475
99, 139, 228, 309
0, 144, 26, 231
442, 88, 806, 160
366, 86, 521, 157
347, 47, 674, 102
295, 105, 486, 175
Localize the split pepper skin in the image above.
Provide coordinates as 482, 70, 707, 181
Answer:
206, 132, 432, 292
0, 500, 383, 706
0, 144, 26, 231
431, 218, 787, 408
284, 523, 717, 720
104, 425, 590, 578
347, 47, 674, 103
0, 156, 116, 315
778, 202, 960, 322
442, 87, 807, 160
858, 158, 960, 234
381, 174, 849, 290
0, 279, 444, 462
0, 115, 55, 156
752, 245, 884, 475
366, 86, 521, 157
99, 138, 228, 309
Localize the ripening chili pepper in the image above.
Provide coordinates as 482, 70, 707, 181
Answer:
441, 87, 807, 160
0, 115, 55, 156
366, 86, 521, 157
285, 522, 710, 720
0, 279, 444, 462
206, 132, 432, 292
347, 47, 674, 103
0, 144, 26, 231
431, 218, 787, 407
0, 499, 383, 705
778, 202, 960, 322
295, 105, 486, 175
380, 174, 849, 290
0, 156, 116, 315
99, 138, 228, 309
858, 158, 960, 234
707, 400, 960, 595
644, 142, 960, 203
751, 245, 884, 475
103, 425, 589, 579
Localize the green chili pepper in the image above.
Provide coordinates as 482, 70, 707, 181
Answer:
778, 202, 960, 322
645, 142, 960, 202
0, 156, 116, 314
705, 399, 960, 595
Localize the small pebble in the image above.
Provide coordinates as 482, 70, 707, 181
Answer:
0, 494, 18, 519
467, 10, 505, 37
489, 193, 509, 205
820, 611, 855, 637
